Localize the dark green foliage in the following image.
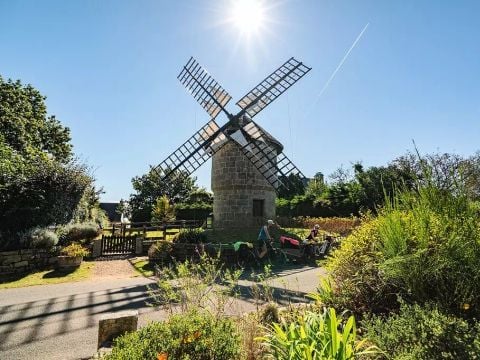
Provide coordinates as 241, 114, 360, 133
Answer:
72, 183, 108, 227
276, 152, 480, 218
277, 173, 306, 199
0, 150, 91, 235
129, 167, 197, 222
57, 222, 100, 245
0, 76, 72, 163
21, 227, 58, 249
173, 228, 207, 244
363, 303, 480, 360
184, 188, 213, 205
175, 202, 212, 221
106, 310, 241, 360
0, 76, 94, 250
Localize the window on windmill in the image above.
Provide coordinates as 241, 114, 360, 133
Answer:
253, 199, 264, 217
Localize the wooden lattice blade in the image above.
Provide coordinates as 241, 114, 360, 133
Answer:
152, 119, 227, 181
235, 120, 306, 191
236, 57, 311, 118
178, 57, 232, 120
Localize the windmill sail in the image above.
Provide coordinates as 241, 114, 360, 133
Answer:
178, 57, 232, 119
236, 57, 311, 118
237, 120, 306, 191
153, 119, 227, 181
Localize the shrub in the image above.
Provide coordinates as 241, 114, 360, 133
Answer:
147, 240, 173, 260
260, 307, 377, 360
58, 222, 100, 245
362, 302, 480, 360
61, 243, 89, 257
320, 219, 397, 315
21, 227, 58, 249
323, 181, 480, 317
173, 228, 206, 244
105, 310, 242, 360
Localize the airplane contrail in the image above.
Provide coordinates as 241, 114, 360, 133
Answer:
315, 22, 370, 102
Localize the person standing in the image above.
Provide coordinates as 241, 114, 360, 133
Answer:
257, 219, 275, 259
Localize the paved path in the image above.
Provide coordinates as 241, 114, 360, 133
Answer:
0, 264, 325, 360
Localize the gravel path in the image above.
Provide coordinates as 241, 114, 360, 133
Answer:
91, 259, 138, 279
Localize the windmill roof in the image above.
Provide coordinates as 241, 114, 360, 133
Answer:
253, 122, 284, 153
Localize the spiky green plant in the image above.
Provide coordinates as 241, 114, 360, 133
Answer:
260, 307, 378, 360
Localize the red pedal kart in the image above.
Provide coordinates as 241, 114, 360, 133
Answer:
278, 235, 334, 264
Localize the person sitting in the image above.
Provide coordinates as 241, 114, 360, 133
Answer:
257, 219, 275, 259
306, 224, 320, 241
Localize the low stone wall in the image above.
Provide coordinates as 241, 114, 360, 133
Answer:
0, 249, 58, 275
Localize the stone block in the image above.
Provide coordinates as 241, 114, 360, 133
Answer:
92, 238, 102, 258
135, 237, 143, 255
14, 261, 29, 268
98, 310, 138, 349
2, 255, 21, 265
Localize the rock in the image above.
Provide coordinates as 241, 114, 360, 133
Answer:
97, 310, 138, 349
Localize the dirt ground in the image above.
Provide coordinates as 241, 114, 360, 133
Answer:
91, 258, 138, 279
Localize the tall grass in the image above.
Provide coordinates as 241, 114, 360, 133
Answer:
376, 182, 480, 315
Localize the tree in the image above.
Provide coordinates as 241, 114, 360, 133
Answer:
129, 168, 197, 222
0, 76, 93, 249
151, 195, 176, 223
0, 76, 72, 162
277, 173, 306, 199
0, 143, 91, 233
305, 172, 327, 198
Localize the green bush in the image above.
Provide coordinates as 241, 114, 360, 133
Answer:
362, 302, 480, 360
320, 219, 397, 315
260, 307, 377, 360
105, 310, 241, 360
323, 182, 480, 317
173, 228, 206, 244
147, 240, 173, 260
21, 227, 58, 249
58, 222, 99, 245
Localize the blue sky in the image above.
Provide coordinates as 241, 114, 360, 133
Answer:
1, 0, 479, 201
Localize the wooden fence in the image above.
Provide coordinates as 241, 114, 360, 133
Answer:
104, 220, 203, 239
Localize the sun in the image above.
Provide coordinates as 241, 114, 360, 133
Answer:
230, 0, 266, 35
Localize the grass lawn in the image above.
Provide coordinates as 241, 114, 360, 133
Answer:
130, 257, 155, 277
0, 261, 95, 289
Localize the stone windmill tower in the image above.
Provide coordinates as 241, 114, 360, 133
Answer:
154, 57, 311, 230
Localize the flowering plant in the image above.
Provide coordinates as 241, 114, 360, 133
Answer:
61, 243, 89, 257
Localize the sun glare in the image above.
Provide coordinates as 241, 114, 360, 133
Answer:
230, 0, 266, 35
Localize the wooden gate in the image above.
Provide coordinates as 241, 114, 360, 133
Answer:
101, 235, 136, 255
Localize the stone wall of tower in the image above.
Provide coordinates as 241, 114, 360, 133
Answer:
211, 141, 276, 229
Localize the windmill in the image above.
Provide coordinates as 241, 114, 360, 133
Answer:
154, 57, 311, 229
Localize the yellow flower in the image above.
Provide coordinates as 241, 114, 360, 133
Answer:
183, 330, 202, 343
